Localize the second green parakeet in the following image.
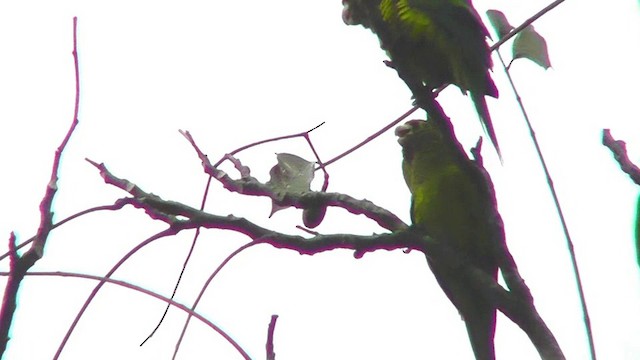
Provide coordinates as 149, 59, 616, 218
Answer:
343, 0, 501, 156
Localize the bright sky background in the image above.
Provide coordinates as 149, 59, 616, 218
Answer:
1, 1, 639, 359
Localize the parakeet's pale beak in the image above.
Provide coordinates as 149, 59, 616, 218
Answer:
342, 0, 355, 25
394, 124, 410, 137
395, 120, 422, 145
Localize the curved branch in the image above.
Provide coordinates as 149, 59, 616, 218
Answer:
1, 271, 251, 360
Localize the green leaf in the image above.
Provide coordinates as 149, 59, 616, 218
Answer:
512, 25, 552, 69
486, 10, 514, 39
266, 153, 315, 215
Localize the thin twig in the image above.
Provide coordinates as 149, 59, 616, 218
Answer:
0, 17, 81, 356
266, 315, 279, 360
53, 228, 179, 359
172, 242, 259, 359
3, 271, 251, 360
496, 44, 595, 360
0, 203, 128, 263
602, 129, 640, 185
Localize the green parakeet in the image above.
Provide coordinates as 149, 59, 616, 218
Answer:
395, 119, 503, 360
343, 0, 501, 156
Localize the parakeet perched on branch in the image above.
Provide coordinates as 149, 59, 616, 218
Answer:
343, 0, 501, 156
395, 119, 503, 360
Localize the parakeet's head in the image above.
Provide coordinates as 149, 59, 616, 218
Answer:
395, 119, 448, 155
396, 118, 492, 202
341, 0, 357, 25
341, 0, 373, 28
395, 118, 468, 183
395, 119, 446, 192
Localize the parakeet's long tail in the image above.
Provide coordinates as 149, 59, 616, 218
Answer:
471, 91, 501, 159
464, 298, 497, 360
428, 260, 497, 360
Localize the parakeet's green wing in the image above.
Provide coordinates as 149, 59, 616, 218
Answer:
399, 0, 500, 155
348, 0, 501, 155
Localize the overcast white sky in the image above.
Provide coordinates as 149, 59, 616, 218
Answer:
1, 1, 639, 359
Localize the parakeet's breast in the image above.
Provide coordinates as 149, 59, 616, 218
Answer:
410, 155, 496, 270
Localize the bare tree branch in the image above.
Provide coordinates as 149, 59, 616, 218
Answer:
87, 152, 564, 359
602, 129, 640, 185
0, 17, 81, 356
180, 130, 407, 232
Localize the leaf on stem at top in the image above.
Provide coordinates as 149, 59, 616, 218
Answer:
486, 10, 514, 40
511, 25, 552, 69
